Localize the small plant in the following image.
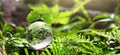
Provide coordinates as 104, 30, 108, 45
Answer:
0, 0, 120, 55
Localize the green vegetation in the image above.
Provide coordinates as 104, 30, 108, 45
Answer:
0, 0, 120, 55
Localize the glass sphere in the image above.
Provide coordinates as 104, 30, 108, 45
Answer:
28, 21, 52, 50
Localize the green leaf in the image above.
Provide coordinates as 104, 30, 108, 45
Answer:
41, 52, 47, 55
115, 15, 120, 21
13, 52, 19, 55
53, 17, 69, 24
53, 11, 72, 24
27, 11, 40, 22
30, 4, 49, 14
44, 48, 51, 55
24, 48, 29, 55
52, 4, 59, 15
38, 4, 49, 14
77, 16, 86, 22
31, 52, 35, 55
59, 11, 72, 17
35, 51, 39, 55
3, 23, 13, 34
93, 14, 110, 21
42, 13, 53, 24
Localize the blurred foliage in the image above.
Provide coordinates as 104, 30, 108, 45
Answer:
0, 0, 120, 55
27, 4, 72, 24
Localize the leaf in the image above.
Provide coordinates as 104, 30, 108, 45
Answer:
38, 4, 49, 14
44, 48, 51, 55
53, 11, 72, 24
115, 16, 120, 21
59, 11, 72, 17
96, 18, 113, 22
115, 16, 120, 26
77, 16, 86, 22
42, 13, 53, 24
53, 17, 69, 24
24, 48, 29, 55
27, 11, 40, 22
51, 4, 59, 15
93, 14, 110, 21
30, 4, 49, 14
41, 52, 47, 55
80, 5, 91, 22
3, 23, 13, 34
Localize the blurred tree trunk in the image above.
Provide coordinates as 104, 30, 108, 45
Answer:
0, 0, 30, 26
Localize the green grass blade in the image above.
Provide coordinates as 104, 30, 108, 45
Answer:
41, 52, 46, 55
24, 48, 29, 55
45, 48, 51, 55
31, 52, 35, 55
35, 51, 39, 55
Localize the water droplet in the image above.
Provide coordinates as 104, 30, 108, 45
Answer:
28, 21, 52, 50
